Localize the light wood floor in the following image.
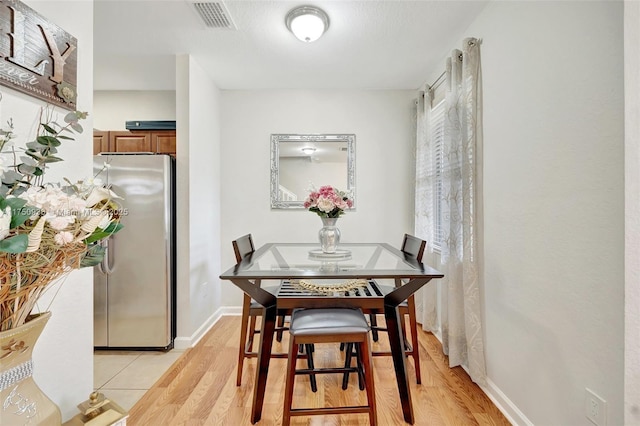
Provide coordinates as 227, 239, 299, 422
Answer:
127, 316, 510, 425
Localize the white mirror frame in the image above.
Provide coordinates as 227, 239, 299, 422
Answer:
270, 133, 356, 209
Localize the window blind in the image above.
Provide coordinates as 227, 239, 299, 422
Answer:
430, 97, 446, 250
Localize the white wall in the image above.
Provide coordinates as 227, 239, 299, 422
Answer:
7, 1, 94, 421
186, 56, 222, 341
457, 2, 624, 425
624, 1, 640, 423
93, 90, 176, 130
220, 90, 415, 306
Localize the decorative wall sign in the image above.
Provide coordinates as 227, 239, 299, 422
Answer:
0, 0, 78, 110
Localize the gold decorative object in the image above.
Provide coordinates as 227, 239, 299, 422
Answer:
63, 391, 128, 426
0, 312, 61, 425
294, 279, 368, 293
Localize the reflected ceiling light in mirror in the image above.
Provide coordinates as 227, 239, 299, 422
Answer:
301, 147, 316, 155
285, 6, 330, 43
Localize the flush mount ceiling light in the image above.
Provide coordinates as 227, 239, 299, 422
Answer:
285, 5, 330, 43
301, 147, 317, 155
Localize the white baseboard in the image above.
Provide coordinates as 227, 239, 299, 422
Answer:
173, 307, 225, 350
222, 306, 242, 316
421, 324, 529, 425
480, 377, 533, 426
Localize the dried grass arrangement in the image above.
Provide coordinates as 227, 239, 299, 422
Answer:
0, 107, 122, 331
0, 239, 85, 330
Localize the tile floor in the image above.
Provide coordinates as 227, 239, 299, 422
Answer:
93, 349, 185, 412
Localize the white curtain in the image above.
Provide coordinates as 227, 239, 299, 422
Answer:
415, 38, 486, 385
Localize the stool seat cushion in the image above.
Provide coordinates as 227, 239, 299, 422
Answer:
290, 309, 369, 336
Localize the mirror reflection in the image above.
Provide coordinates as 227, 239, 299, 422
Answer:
270, 134, 355, 209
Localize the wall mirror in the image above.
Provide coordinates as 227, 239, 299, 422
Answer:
270, 134, 355, 209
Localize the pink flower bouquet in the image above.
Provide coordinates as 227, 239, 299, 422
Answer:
304, 185, 353, 218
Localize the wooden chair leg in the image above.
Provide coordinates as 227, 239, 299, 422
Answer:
247, 315, 257, 352
369, 313, 379, 342
305, 344, 318, 392
359, 339, 378, 426
407, 296, 421, 384
342, 342, 353, 390
236, 295, 251, 386
354, 343, 365, 391
283, 337, 299, 426
276, 314, 285, 342
342, 342, 366, 390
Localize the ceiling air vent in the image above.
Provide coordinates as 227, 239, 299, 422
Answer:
192, 2, 237, 29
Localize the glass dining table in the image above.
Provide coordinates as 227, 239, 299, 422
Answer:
219, 242, 444, 424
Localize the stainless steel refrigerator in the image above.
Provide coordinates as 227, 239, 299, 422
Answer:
93, 154, 176, 350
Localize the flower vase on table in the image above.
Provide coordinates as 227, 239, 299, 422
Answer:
318, 217, 340, 253
304, 185, 353, 254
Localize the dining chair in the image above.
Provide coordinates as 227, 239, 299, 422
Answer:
354, 234, 426, 385
282, 308, 377, 426
233, 234, 291, 386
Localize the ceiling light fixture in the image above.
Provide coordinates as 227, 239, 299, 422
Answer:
301, 147, 316, 155
285, 6, 330, 43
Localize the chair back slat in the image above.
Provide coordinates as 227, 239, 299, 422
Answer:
400, 234, 426, 262
232, 234, 255, 263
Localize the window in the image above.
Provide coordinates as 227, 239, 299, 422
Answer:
429, 97, 446, 251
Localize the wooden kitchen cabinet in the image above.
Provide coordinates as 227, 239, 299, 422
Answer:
93, 130, 176, 156
151, 131, 176, 156
110, 131, 152, 153
93, 131, 109, 155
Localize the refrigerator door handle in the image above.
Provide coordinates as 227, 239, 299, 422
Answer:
100, 237, 115, 275
98, 238, 106, 274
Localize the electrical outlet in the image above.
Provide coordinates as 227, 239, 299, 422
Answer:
585, 388, 607, 426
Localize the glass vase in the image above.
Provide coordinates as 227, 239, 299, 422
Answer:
0, 312, 62, 425
318, 217, 340, 253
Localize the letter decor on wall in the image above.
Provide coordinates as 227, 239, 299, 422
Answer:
0, 0, 78, 110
